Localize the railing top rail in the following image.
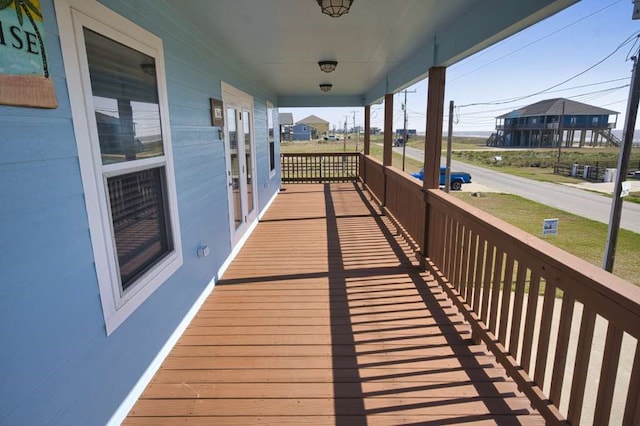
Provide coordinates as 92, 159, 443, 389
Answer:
281, 152, 360, 157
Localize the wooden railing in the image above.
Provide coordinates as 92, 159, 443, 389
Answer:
360, 154, 640, 425
281, 152, 359, 183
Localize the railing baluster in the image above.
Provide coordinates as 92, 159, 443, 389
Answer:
466, 232, 479, 305
534, 280, 556, 389
567, 306, 596, 424
520, 271, 541, 373
549, 293, 575, 405
443, 216, 455, 278
498, 255, 514, 346
480, 242, 495, 324
462, 227, 472, 298
488, 248, 504, 335
453, 223, 465, 294
472, 236, 485, 314
623, 344, 640, 425
508, 263, 528, 359
593, 323, 624, 425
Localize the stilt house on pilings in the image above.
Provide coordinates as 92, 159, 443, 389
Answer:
489, 98, 619, 148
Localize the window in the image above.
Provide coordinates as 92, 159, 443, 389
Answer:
592, 117, 599, 125
267, 101, 276, 175
56, 0, 182, 334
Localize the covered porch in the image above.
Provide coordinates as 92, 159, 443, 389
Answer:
125, 183, 543, 424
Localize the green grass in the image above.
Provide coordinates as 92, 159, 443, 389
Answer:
454, 192, 640, 286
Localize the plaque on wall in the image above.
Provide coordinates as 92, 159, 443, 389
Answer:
0, 0, 57, 108
210, 97, 223, 127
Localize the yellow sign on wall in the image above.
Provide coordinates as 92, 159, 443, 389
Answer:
0, 0, 57, 108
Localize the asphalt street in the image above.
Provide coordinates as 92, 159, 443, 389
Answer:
394, 145, 640, 234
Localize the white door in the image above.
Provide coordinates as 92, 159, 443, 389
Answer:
222, 83, 257, 246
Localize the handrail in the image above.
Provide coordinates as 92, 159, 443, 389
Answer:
281, 152, 359, 183
359, 153, 640, 425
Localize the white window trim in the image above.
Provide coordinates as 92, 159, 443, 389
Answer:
55, 0, 182, 335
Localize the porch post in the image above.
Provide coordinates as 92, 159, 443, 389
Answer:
362, 104, 371, 185
422, 66, 446, 260
423, 67, 446, 189
364, 104, 371, 155
383, 93, 394, 167
382, 93, 394, 206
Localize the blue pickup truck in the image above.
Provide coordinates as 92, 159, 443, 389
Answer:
411, 166, 472, 191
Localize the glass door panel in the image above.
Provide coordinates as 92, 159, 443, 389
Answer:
227, 107, 242, 230
242, 110, 254, 216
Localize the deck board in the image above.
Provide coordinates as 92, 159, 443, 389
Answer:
124, 183, 542, 425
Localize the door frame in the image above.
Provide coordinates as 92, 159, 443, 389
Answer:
221, 82, 258, 247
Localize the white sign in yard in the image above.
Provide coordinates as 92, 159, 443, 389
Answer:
543, 218, 558, 236
621, 181, 631, 198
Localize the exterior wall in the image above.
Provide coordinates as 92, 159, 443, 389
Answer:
502, 114, 614, 147
312, 122, 330, 135
0, 1, 279, 425
292, 123, 311, 140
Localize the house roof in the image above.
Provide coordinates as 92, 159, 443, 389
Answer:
279, 113, 294, 125
497, 98, 619, 119
163, 0, 577, 107
297, 115, 330, 125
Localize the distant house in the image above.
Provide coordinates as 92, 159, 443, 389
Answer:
491, 98, 619, 148
292, 123, 312, 141
279, 112, 294, 142
297, 115, 330, 138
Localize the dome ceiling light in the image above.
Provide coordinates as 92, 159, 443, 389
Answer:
316, 0, 354, 18
318, 60, 338, 73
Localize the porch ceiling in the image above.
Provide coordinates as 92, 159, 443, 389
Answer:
165, 0, 578, 107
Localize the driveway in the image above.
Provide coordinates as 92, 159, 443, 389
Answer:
392, 144, 640, 234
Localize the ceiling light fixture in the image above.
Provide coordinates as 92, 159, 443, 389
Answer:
318, 60, 338, 73
316, 0, 354, 18
319, 83, 333, 92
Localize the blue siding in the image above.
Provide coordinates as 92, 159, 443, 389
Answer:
0, 0, 280, 424
292, 123, 312, 140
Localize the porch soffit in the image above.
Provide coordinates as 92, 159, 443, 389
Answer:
163, 0, 578, 107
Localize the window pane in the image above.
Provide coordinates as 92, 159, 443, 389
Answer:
269, 141, 275, 172
228, 108, 243, 229
107, 167, 172, 291
267, 103, 275, 172
84, 29, 164, 164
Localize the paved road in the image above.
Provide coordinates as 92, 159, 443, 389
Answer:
395, 145, 640, 234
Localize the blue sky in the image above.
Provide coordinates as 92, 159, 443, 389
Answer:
281, 0, 640, 134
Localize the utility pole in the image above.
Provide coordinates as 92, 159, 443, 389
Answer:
350, 110, 358, 151
344, 115, 348, 152
603, 53, 640, 272
400, 89, 416, 171
556, 100, 565, 164
445, 101, 454, 193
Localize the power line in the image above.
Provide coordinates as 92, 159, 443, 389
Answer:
449, 0, 624, 82
458, 31, 640, 108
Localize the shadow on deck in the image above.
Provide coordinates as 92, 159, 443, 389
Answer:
125, 183, 543, 425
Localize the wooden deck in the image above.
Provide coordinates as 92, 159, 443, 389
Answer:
124, 183, 543, 425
